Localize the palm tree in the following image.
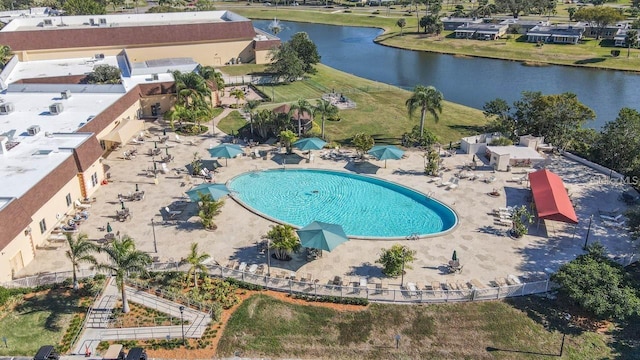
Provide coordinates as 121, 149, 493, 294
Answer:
243, 99, 261, 135
184, 242, 210, 289
65, 233, 98, 291
200, 65, 225, 98
313, 99, 338, 140
264, 225, 300, 260
198, 194, 224, 230
626, 30, 638, 58
405, 85, 444, 137
289, 98, 313, 136
96, 236, 151, 313
173, 71, 211, 109
230, 88, 245, 109
396, 18, 407, 36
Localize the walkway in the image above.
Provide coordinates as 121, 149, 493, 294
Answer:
73, 278, 212, 356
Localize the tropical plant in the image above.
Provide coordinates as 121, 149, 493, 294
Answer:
191, 152, 203, 176
263, 225, 300, 260
406, 85, 444, 137
424, 148, 440, 176
173, 71, 211, 109
402, 125, 438, 148
198, 194, 224, 230
351, 132, 375, 158
313, 99, 338, 140
243, 99, 262, 135
65, 233, 98, 290
510, 205, 533, 238
396, 18, 407, 36
200, 65, 225, 97
183, 242, 211, 289
253, 109, 275, 139
290, 98, 313, 136
230, 88, 245, 109
96, 236, 151, 313
279, 130, 298, 154
376, 244, 416, 277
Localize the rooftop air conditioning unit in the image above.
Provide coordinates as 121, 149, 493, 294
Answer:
0, 102, 14, 115
27, 125, 41, 136
89, 18, 95, 26
95, 53, 105, 60
49, 103, 63, 115
61, 90, 71, 99
98, 18, 107, 26
42, 19, 53, 27
152, 73, 159, 81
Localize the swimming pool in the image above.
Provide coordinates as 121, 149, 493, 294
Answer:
228, 169, 458, 238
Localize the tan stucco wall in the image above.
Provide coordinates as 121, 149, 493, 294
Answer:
17, 46, 125, 61
0, 232, 34, 282
80, 158, 105, 199
140, 95, 173, 118
122, 40, 256, 66
254, 49, 273, 65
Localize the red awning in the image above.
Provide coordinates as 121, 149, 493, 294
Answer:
528, 169, 578, 224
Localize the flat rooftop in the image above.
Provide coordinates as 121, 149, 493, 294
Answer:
1, 10, 248, 32
487, 145, 545, 160
4, 56, 119, 84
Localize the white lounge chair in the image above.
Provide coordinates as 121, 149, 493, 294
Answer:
248, 264, 258, 274
160, 163, 169, 174
507, 274, 522, 285
485, 175, 497, 183
600, 214, 623, 222
174, 134, 182, 143
441, 177, 454, 187
447, 178, 459, 190
164, 206, 182, 219
406, 282, 418, 297
74, 199, 90, 209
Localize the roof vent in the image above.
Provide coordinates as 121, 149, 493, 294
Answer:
49, 103, 63, 115
0, 102, 14, 115
98, 18, 107, 26
27, 125, 41, 136
95, 53, 105, 60
61, 90, 71, 99
152, 73, 159, 81
89, 18, 95, 26
42, 19, 53, 27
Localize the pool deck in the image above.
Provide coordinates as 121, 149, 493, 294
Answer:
17, 115, 638, 290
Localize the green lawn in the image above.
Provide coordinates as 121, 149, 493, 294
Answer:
218, 64, 486, 144
217, 110, 247, 136
218, 294, 627, 359
0, 290, 84, 356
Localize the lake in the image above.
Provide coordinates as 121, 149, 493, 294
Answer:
254, 20, 640, 129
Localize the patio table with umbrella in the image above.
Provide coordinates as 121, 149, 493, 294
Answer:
296, 221, 349, 255
293, 137, 327, 161
207, 143, 244, 166
368, 145, 404, 168
185, 183, 231, 202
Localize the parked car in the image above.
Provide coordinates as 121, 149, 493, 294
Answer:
125, 347, 147, 360
33, 346, 59, 360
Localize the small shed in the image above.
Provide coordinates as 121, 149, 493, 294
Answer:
486, 145, 545, 171
460, 132, 503, 155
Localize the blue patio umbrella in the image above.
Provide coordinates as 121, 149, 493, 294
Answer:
296, 221, 349, 253
452, 250, 458, 261
207, 143, 244, 166
293, 137, 327, 160
368, 145, 405, 168
186, 183, 231, 202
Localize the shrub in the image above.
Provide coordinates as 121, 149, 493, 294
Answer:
0, 286, 10, 306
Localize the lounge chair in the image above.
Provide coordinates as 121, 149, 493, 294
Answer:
406, 282, 418, 297
470, 279, 486, 289
238, 262, 247, 272
164, 206, 182, 219
160, 163, 169, 174
174, 134, 182, 143
495, 277, 508, 287
506, 274, 521, 285
447, 178, 459, 190
74, 199, 91, 209
484, 175, 497, 183
600, 213, 623, 222
440, 177, 454, 187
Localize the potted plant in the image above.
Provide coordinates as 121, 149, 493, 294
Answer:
510, 205, 533, 238
198, 194, 224, 231
264, 224, 300, 261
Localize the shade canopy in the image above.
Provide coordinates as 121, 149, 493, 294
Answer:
368, 145, 404, 168
528, 169, 578, 224
101, 119, 144, 144
296, 221, 349, 252
207, 143, 243, 166
186, 183, 231, 202
293, 137, 327, 151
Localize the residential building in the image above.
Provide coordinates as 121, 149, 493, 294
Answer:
578, 21, 629, 40
454, 23, 508, 40
526, 24, 584, 44
441, 17, 483, 31
499, 18, 550, 34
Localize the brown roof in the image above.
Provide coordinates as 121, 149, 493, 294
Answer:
272, 104, 312, 121
254, 39, 280, 51
15, 75, 87, 84
78, 86, 141, 135
18, 156, 78, 217
0, 22, 257, 51
73, 136, 104, 172
0, 199, 32, 251
138, 82, 175, 96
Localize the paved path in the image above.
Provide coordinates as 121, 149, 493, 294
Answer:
73, 278, 211, 356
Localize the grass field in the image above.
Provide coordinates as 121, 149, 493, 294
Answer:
0, 290, 83, 356
218, 64, 486, 144
217, 294, 629, 359
227, 6, 640, 72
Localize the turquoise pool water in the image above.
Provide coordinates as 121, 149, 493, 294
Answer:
228, 169, 457, 238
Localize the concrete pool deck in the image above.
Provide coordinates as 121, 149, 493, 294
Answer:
17, 117, 638, 289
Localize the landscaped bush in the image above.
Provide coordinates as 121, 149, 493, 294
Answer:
0, 287, 10, 306
291, 294, 369, 306
225, 277, 265, 291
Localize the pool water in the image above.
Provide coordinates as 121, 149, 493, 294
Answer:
228, 169, 457, 238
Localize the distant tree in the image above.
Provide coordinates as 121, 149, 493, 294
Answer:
593, 108, 640, 174
352, 132, 375, 158
279, 130, 298, 154
406, 85, 443, 137
573, 7, 625, 39
451, 4, 466, 17
96, 236, 151, 313
267, 43, 305, 83
65, 233, 98, 291
264, 224, 300, 260
552, 243, 640, 321
376, 244, 416, 277
63, 0, 106, 15
626, 30, 638, 58
288, 32, 321, 74
396, 18, 407, 36
195, 0, 216, 10
483, 98, 516, 140
86, 65, 121, 84
289, 98, 313, 137
183, 242, 210, 289
495, 0, 530, 18
419, 15, 443, 34
567, 6, 577, 21
313, 99, 338, 140
108, 0, 124, 11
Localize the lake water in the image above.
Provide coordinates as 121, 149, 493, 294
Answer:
254, 20, 640, 128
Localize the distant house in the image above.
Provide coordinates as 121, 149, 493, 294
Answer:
614, 28, 638, 47
441, 17, 482, 31
526, 24, 584, 44
578, 21, 629, 39
272, 104, 313, 135
454, 23, 508, 40
499, 18, 550, 34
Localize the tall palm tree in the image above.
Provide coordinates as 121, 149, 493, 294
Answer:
96, 236, 151, 313
173, 71, 211, 109
230, 88, 245, 108
289, 98, 313, 137
200, 65, 225, 98
405, 85, 444, 137
184, 242, 210, 289
65, 233, 98, 291
313, 99, 338, 140
243, 99, 261, 136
